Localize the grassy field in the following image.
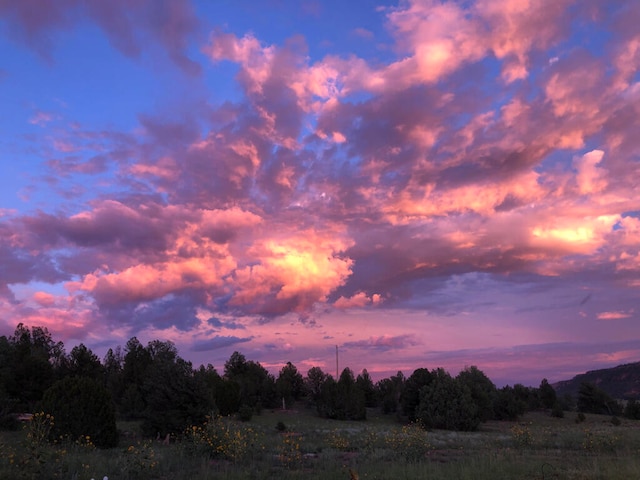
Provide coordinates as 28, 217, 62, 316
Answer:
2, 407, 640, 479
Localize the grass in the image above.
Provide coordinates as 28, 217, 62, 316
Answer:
1, 407, 639, 479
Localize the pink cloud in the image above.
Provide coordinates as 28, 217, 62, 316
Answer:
334, 292, 382, 309
597, 310, 634, 320
573, 150, 608, 195
29, 110, 56, 126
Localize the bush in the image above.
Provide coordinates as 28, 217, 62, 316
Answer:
237, 404, 253, 422
611, 415, 621, 426
551, 402, 564, 418
575, 412, 586, 423
40, 376, 118, 448
417, 369, 480, 431
276, 421, 287, 432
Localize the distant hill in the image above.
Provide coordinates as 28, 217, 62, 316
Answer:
553, 362, 640, 400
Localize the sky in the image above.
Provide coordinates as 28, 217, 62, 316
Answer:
0, 0, 639, 387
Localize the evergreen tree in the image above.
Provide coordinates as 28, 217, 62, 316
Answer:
492, 385, 527, 420
41, 376, 118, 448
356, 369, 377, 408
276, 362, 305, 408
376, 371, 405, 415
417, 368, 480, 431
577, 382, 621, 415
538, 378, 557, 410
402, 368, 433, 421
306, 366, 328, 410
457, 366, 496, 422
67, 344, 104, 380
141, 342, 209, 437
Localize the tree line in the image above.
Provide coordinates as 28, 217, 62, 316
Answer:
1, 323, 638, 448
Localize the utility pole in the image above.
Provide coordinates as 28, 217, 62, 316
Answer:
336, 345, 339, 379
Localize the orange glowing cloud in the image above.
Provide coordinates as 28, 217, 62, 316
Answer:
231, 230, 354, 313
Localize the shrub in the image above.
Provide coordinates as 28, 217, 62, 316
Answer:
237, 404, 253, 421
575, 412, 586, 423
611, 415, 621, 426
40, 376, 118, 448
551, 402, 564, 418
385, 423, 430, 462
276, 421, 287, 432
417, 368, 480, 431
511, 423, 533, 448
182, 416, 261, 462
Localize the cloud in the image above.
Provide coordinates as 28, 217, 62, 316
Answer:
0, 0, 201, 73
0, 0, 639, 384
573, 150, 608, 195
344, 334, 419, 352
597, 310, 634, 320
191, 335, 253, 352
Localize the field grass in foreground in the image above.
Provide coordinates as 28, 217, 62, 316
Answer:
1, 407, 639, 479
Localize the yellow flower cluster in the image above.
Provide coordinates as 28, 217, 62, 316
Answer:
510, 423, 533, 448
278, 432, 302, 468
325, 429, 352, 451
76, 434, 95, 449
27, 411, 55, 446
119, 440, 158, 475
184, 417, 262, 463
385, 423, 429, 462
582, 428, 619, 453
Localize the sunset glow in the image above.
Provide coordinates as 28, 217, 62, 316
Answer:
0, 0, 639, 386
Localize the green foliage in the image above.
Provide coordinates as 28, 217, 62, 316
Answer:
3, 324, 63, 411
224, 351, 277, 411
0, 398, 19, 431
305, 366, 328, 409
385, 422, 430, 462
551, 401, 564, 418
336, 367, 366, 420
493, 385, 527, 420
2, 412, 67, 479
277, 431, 302, 469
538, 378, 557, 409
356, 369, 377, 408
275, 361, 305, 408
118, 440, 158, 479
120, 337, 152, 419
182, 416, 262, 463
315, 368, 366, 420
510, 423, 533, 448
577, 381, 622, 415
40, 376, 118, 448
140, 341, 209, 437
417, 368, 480, 431
624, 399, 640, 419
457, 366, 496, 422
402, 368, 433, 421
376, 371, 405, 415
66, 344, 104, 380
237, 404, 253, 421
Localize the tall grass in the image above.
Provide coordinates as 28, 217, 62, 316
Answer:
1, 408, 639, 480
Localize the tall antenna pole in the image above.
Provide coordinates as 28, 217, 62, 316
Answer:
336, 345, 339, 379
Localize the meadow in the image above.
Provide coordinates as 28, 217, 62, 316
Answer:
1, 407, 639, 480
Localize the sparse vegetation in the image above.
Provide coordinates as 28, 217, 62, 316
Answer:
1, 409, 639, 479
2, 323, 640, 479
